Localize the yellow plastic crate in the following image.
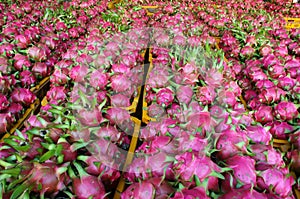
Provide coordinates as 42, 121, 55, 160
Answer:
284, 18, 300, 29
141, 6, 159, 16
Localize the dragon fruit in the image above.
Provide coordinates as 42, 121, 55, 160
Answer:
50, 68, 69, 85
244, 125, 272, 144
254, 105, 274, 124
250, 144, 284, 170
121, 181, 155, 199
14, 54, 32, 71
268, 64, 286, 79
215, 129, 249, 159
0, 94, 9, 111
226, 155, 257, 187
20, 70, 36, 87
111, 74, 132, 93
217, 90, 237, 107
69, 65, 88, 83
219, 189, 268, 199
46, 86, 67, 102
32, 62, 48, 78
15, 35, 30, 49
137, 136, 176, 155
258, 87, 286, 104
196, 86, 216, 105
185, 111, 217, 138
77, 108, 103, 127
28, 46, 47, 62
147, 103, 166, 118
95, 125, 121, 142
72, 175, 106, 199
277, 77, 296, 91
172, 187, 209, 199
274, 101, 298, 121
11, 88, 36, 105
176, 85, 193, 105
257, 168, 295, 197
122, 177, 174, 199
173, 152, 221, 187
156, 88, 174, 107
110, 94, 131, 107
78, 155, 120, 184
125, 152, 175, 182
0, 113, 11, 133
21, 162, 67, 195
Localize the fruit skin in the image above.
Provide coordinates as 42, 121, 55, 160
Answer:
72, 175, 106, 199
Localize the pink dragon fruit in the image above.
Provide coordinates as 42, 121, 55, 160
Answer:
268, 64, 286, 79
180, 62, 199, 85
78, 155, 120, 184
0, 113, 11, 133
254, 105, 274, 124
13, 54, 32, 71
156, 88, 174, 107
176, 131, 209, 156
11, 88, 36, 105
173, 152, 221, 186
77, 108, 103, 127
219, 189, 268, 199
0, 94, 9, 111
15, 35, 30, 49
250, 144, 284, 170
217, 90, 237, 107
176, 85, 193, 105
240, 46, 255, 58
32, 62, 48, 78
50, 68, 69, 85
266, 121, 294, 139
277, 77, 296, 91
259, 87, 286, 104
72, 175, 106, 199
110, 94, 131, 107
121, 181, 155, 199
196, 86, 216, 105
244, 125, 272, 144
95, 125, 121, 142
28, 46, 47, 62
69, 64, 88, 83
147, 103, 166, 118
185, 111, 217, 138
260, 45, 273, 57
122, 177, 174, 199
20, 70, 36, 87
226, 155, 256, 187
257, 168, 295, 197
274, 101, 298, 121
125, 153, 175, 182
172, 187, 209, 199
110, 74, 131, 93
46, 86, 67, 102
137, 136, 176, 155
215, 129, 249, 159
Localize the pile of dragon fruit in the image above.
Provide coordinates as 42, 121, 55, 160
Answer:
0, 0, 299, 198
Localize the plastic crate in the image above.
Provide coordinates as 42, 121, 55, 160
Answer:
284, 18, 300, 29
30, 76, 50, 100
1, 99, 40, 141
113, 117, 141, 199
273, 138, 291, 152
142, 48, 156, 124
141, 6, 159, 16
